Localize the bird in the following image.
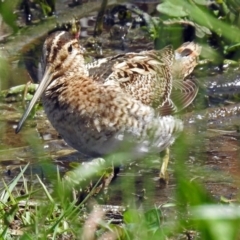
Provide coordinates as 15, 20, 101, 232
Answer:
84, 39, 201, 183
15, 31, 199, 184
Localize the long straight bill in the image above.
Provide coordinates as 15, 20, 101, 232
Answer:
15, 67, 53, 133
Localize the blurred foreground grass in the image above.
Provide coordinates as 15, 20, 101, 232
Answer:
0, 137, 239, 239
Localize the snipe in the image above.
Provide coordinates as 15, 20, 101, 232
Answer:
84, 39, 201, 183
15, 31, 200, 184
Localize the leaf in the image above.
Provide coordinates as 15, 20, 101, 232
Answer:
144, 208, 162, 228
193, 0, 208, 5
195, 23, 212, 38
157, 1, 188, 17
123, 209, 140, 224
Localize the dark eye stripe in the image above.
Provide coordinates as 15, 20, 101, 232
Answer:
68, 45, 73, 53
47, 31, 78, 63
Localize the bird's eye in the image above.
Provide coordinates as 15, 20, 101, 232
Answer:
68, 45, 73, 53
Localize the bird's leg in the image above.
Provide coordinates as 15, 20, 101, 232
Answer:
159, 148, 170, 186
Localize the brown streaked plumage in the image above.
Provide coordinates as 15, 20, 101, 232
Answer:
15, 31, 183, 160
85, 41, 201, 115
15, 31, 202, 185
86, 47, 173, 109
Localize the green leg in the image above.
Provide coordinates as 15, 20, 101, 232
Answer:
159, 148, 170, 186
